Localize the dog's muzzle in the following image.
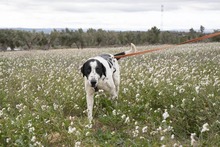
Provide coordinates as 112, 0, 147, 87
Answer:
90, 79, 97, 87
90, 79, 99, 92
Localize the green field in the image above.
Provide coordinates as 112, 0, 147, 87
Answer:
0, 43, 220, 146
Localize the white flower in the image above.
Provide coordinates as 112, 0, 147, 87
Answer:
68, 126, 76, 134
201, 123, 209, 133
75, 141, 81, 147
6, 138, 11, 143
195, 86, 200, 94
142, 126, 148, 133
171, 134, 175, 139
160, 136, 165, 141
31, 136, 36, 142
0, 110, 3, 117
85, 131, 90, 136
124, 116, 130, 123
190, 133, 196, 146
132, 129, 139, 137
85, 123, 93, 129
29, 127, 35, 133
53, 103, 59, 110
162, 109, 169, 120
135, 93, 140, 98
112, 109, 117, 115
121, 114, 126, 119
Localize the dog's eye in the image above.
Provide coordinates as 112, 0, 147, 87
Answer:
96, 67, 101, 72
86, 68, 91, 73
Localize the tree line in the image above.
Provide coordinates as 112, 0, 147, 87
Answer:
0, 26, 219, 51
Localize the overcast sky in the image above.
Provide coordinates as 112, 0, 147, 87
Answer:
0, 0, 219, 31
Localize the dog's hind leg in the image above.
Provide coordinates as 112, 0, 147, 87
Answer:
113, 60, 120, 95
113, 72, 120, 96
107, 79, 118, 100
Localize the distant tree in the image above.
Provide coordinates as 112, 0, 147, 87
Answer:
160, 31, 179, 44
189, 28, 197, 39
0, 29, 22, 51
147, 26, 160, 44
18, 30, 40, 50
76, 28, 85, 49
86, 28, 97, 46
96, 29, 105, 46
200, 25, 205, 34
0, 30, 8, 51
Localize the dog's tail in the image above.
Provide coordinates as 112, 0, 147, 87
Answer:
114, 43, 137, 60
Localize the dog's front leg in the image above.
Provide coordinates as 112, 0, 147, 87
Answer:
86, 88, 95, 123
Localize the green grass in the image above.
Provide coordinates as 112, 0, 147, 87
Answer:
0, 43, 220, 146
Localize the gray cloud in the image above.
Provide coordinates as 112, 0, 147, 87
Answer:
1, 0, 219, 30
3, 0, 220, 13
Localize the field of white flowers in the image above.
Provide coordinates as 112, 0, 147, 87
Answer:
0, 43, 220, 146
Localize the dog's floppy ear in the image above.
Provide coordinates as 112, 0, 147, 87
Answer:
80, 64, 85, 77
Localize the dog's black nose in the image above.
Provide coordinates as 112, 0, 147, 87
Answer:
91, 80, 97, 87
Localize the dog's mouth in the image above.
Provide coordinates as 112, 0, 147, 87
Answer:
91, 84, 98, 92
94, 86, 99, 92
90, 80, 98, 92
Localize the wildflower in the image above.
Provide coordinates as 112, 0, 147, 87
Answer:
0, 109, 3, 117
135, 93, 140, 98
85, 123, 93, 129
179, 88, 185, 93
6, 138, 11, 143
112, 109, 117, 115
75, 141, 81, 147
31, 136, 36, 142
142, 126, 148, 133
85, 131, 90, 136
190, 133, 197, 146
201, 123, 209, 133
162, 109, 169, 120
181, 99, 186, 107
121, 114, 126, 119
195, 86, 200, 94
124, 116, 130, 123
68, 126, 76, 134
69, 116, 75, 121
53, 103, 59, 110
29, 127, 35, 133
132, 130, 139, 137
171, 134, 175, 139
160, 136, 165, 141
170, 105, 174, 108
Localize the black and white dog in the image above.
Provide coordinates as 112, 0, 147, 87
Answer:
81, 43, 136, 122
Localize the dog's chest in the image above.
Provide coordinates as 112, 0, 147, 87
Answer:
97, 77, 110, 91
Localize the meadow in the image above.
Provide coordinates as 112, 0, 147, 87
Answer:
0, 43, 220, 146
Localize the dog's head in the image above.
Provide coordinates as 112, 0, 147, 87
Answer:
81, 59, 106, 88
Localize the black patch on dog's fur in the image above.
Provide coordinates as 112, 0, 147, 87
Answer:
95, 60, 106, 77
99, 54, 113, 68
81, 59, 106, 78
